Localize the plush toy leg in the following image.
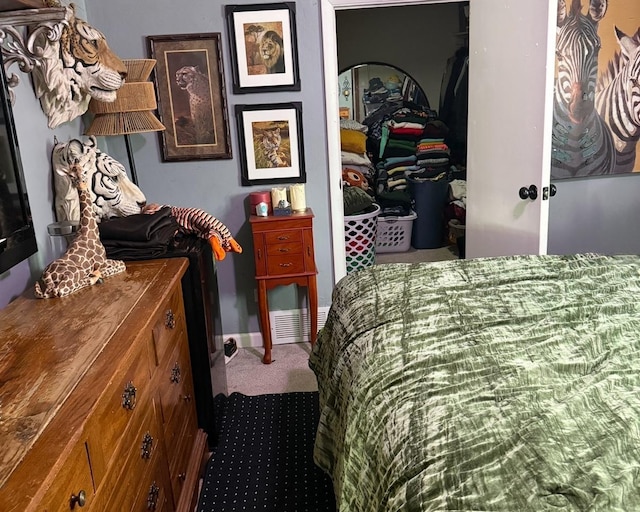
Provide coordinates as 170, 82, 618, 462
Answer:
209, 236, 227, 261
228, 237, 243, 254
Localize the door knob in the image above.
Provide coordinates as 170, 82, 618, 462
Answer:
550, 183, 557, 196
519, 185, 538, 200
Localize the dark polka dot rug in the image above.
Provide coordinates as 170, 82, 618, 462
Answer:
197, 392, 336, 512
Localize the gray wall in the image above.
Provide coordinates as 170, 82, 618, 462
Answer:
2, 0, 640, 329
0, 0, 334, 341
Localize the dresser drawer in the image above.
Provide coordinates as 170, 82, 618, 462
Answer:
264, 229, 302, 245
39, 440, 94, 512
132, 458, 174, 512
266, 253, 306, 275
157, 332, 194, 428
167, 409, 198, 505
151, 288, 186, 367
87, 345, 151, 484
94, 398, 167, 511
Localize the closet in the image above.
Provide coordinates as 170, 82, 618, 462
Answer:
336, 2, 470, 267
324, 0, 556, 282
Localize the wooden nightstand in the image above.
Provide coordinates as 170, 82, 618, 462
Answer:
249, 208, 318, 364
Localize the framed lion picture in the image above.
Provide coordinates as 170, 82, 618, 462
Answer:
225, 3, 301, 94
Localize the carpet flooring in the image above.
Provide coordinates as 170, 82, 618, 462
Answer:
197, 392, 336, 512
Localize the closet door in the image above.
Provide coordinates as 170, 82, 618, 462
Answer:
465, 0, 556, 258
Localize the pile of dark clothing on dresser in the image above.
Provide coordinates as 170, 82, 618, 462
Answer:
97, 206, 204, 261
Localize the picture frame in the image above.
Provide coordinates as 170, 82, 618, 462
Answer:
225, 3, 301, 94
146, 33, 232, 161
236, 102, 305, 186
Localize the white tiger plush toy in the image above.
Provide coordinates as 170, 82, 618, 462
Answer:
52, 136, 146, 223
31, 3, 126, 129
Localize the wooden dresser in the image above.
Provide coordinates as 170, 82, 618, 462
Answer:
0, 258, 208, 512
249, 208, 318, 364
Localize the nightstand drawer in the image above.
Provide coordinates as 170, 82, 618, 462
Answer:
266, 241, 302, 256
266, 254, 306, 275
265, 229, 302, 245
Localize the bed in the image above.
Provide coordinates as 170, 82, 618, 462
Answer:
309, 254, 640, 511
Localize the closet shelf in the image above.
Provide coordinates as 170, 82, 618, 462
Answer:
0, 7, 66, 104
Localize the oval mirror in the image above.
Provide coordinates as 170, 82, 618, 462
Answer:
338, 62, 429, 123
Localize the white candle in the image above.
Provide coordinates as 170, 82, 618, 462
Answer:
271, 187, 287, 209
290, 184, 306, 212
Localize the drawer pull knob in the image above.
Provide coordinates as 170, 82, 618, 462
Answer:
278, 248, 290, 253
141, 432, 153, 459
279, 262, 293, 267
147, 482, 160, 510
178, 472, 186, 481
70, 490, 86, 508
165, 310, 176, 329
182, 394, 192, 403
277, 235, 289, 240
170, 363, 181, 384
121, 381, 137, 410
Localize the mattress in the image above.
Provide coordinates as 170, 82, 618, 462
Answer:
310, 254, 640, 511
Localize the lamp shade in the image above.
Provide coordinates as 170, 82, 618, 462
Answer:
85, 59, 165, 136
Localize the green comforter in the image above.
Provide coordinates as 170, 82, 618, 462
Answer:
309, 254, 640, 511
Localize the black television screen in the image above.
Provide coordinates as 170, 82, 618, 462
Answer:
0, 53, 37, 275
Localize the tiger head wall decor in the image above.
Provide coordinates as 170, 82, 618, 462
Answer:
31, 3, 126, 129
51, 136, 147, 223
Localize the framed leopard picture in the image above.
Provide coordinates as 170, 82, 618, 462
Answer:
225, 3, 301, 94
235, 102, 305, 186
147, 33, 232, 161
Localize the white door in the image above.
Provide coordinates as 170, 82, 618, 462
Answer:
322, 0, 557, 282
465, 0, 556, 258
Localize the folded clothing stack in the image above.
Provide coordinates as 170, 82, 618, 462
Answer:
98, 206, 179, 260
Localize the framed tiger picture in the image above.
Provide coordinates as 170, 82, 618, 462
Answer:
235, 102, 306, 186
225, 3, 301, 93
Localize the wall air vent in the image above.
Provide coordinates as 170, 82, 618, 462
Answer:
269, 307, 330, 344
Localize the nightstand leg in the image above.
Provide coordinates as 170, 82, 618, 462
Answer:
309, 275, 318, 345
257, 280, 272, 364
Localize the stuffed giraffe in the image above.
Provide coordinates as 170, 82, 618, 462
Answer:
34, 160, 126, 299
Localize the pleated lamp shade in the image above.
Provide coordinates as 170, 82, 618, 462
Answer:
85, 59, 165, 136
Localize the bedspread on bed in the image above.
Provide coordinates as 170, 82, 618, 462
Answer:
309, 254, 640, 512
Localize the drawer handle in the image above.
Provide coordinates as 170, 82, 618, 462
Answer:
70, 489, 86, 508
165, 309, 176, 329
279, 262, 293, 267
257, 248, 262, 260
182, 394, 192, 403
277, 235, 290, 240
170, 362, 181, 383
278, 247, 290, 253
178, 472, 186, 481
121, 381, 137, 410
147, 482, 160, 510
141, 432, 153, 459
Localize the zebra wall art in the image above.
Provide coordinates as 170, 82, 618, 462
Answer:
551, 0, 616, 179
595, 27, 640, 174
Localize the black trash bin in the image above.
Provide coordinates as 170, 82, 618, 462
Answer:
409, 176, 449, 249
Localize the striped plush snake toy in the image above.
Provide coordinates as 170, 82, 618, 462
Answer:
144, 203, 242, 261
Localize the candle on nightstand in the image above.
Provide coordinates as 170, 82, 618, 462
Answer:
290, 184, 306, 212
271, 187, 287, 209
